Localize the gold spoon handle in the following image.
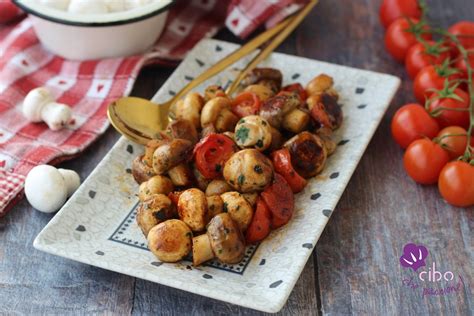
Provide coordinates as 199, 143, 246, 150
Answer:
166, 10, 296, 107
226, 0, 319, 95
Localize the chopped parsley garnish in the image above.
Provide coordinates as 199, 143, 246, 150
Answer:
215, 164, 222, 173
223, 202, 228, 212
238, 174, 245, 185
235, 126, 250, 143
256, 139, 264, 148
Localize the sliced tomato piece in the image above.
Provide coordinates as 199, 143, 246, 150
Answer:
261, 173, 295, 229
231, 91, 261, 117
193, 133, 237, 179
245, 198, 272, 244
280, 83, 308, 101
271, 148, 307, 193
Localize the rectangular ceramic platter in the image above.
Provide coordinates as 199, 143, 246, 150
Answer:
34, 39, 400, 313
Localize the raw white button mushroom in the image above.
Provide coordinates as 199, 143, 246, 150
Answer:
39, 0, 71, 11
22, 87, 72, 131
68, 0, 108, 14
24, 165, 81, 213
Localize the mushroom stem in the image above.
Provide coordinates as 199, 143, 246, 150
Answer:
57, 168, 81, 197
41, 102, 72, 131
192, 234, 214, 266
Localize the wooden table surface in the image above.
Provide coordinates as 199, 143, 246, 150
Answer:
1, 0, 473, 315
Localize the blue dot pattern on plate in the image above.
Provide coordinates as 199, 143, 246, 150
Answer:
108, 203, 259, 275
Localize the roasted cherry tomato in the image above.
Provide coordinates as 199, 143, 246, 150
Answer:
391, 103, 440, 148
379, 0, 421, 29
448, 21, 474, 50
428, 88, 470, 129
437, 126, 469, 159
231, 91, 261, 117
193, 133, 237, 179
384, 18, 431, 62
271, 148, 307, 193
245, 198, 272, 244
261, 173, 294, 229
168, 191, 183, 206
438, 161, 474, 207
413, 65, 460, 103
280, 83, 308, 102
405, 41, 450, 79
403, 139, 449, 185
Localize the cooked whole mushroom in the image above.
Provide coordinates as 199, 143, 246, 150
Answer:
205, 179, 232, 196
177, 188, 208, 232
132, 155, 156, 184
259, 93, 300, 129
147, 219, 192, 263
200, 97, 239, 132
204, 85, 227, 101
166, 119, 198, 145
152, 138, 193, 175
223, 149, 274, 192
240, 68, 283, 93
243, 84, 275, 101
220, 191, 253, 232
284, 131, 327, 178
192, 213, 245, 266
136, 194, 176, 237
307, 93, 343, 130
168, 163, 194, 187
306, 73, 338, 98
282, 108, 310, 133
174, 92, 204, 129
206, 195, 224, 220
242, 192, 258, 207
234, 115, 272, 151
138, 175, 174, 202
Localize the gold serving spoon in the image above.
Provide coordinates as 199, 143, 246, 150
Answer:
108, 0, 319, 145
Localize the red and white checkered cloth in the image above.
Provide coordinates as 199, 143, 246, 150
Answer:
0, 0, 308, 217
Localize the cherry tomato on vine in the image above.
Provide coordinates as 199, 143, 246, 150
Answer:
437, 126, 469, 159
428, 88, 470, 129
231, 92, 261, 118
448, 21, 474, 50
384, 18, 431, 62
391, 103, 440, 148
455, 53, 474, 81
379, 0, 422, 29
193, 133, 237, 179
413, 64, 460, 103
403, 139, 450, 185
438, 161, 474, 207
405, 41, 450, 79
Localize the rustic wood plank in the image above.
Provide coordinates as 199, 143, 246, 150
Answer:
315, 0, 474, 315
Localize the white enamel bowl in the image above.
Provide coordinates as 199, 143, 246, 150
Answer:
13, 0, 173, 60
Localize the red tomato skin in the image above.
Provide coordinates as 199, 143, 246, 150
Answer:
0, 1, 22, 23
391, 103, 440, 148
448, 21, 474, 50
231, 92, 261, 118
379, 0, 421, 29
413, 65, 460, 103
384, 18, 431, 63
438, 161, 474, 207
428, 88, 470, 129
193, 134, 237, 179
405, 41, 450, 79
281, 83, 308, 102
437, 126, 468, 159
271, 148, 307, 193
261, 173, 295, 229
168, 191, 182, 206
245, 198, 272, 244
455, 53, 474, 81
403, 139, 450, 185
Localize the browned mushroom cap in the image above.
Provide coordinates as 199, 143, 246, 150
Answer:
207, 213, 245, 264
240, 68, 283, 93
284, 131, 327, 178
147, 219, 192, 263
306, 73, 334, 97
136, 194, 176, 237
138, 175, 174, 201
132, 155, 156, 184
259, 94, 300, 129
166, 119, 199, 145
177, 188, 208, 232
152, 138, 193, 175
